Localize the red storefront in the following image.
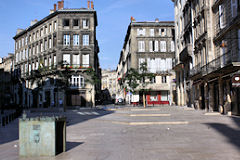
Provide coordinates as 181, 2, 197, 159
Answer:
146, 91, 169, 105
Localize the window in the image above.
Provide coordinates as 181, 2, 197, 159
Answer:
161, 91, 168, 101
63, 54, 70, 65
73, 19, 79, 27
54, 21, 57, 30
49, 38, 52, 48
45, 26, 48, 34
64, 35, 70, 46
219, 4, 226, 29
150, 76, 156, 83
70, 75, 85, 88
32, 33, 35, 41
29, 48, 31, 57
149, 41, 158, 52
23, 50, 25, 60
150, 29, 154, 36
36, 31, 39, 39
73, 35, 79, 46
44, 40, 47, 50
29, 64, 31, 73
171, 41, 175, 52
82, 54, 89, 67
150, 93, 158, 101
49, 24, 52, 33
160, 41, 167, 52
162, 76, 167, 83
73, 54, 80, 67
32, 62, 35, 70
29, 35, 32, 42
36, 61, 39, 69
49, 57, 52, 68
159, 28, 166, 36
53, 55, 56, 66
25, 64, 28, 73
83, 35, 89, 46
137, 28, 146, 36
138, 58, 145, 72
138, 41, 145, 52
40, 42, 43, 52
36, 44, 39, 54
231, 0, 238, 18
44, 58, 48, 67
33, 46, 35, 55
40, 29, 43, 37
63, 19, 70, 27
82, 19, 89, 29
25, 37, 28, 45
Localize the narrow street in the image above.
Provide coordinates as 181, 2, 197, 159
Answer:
0, 105, 240, 160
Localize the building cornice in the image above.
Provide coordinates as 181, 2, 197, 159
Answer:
13, 9, 97, 40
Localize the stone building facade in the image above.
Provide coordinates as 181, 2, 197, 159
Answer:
117, 19, 176, 105
172, 0, 240, 115
101, 69, 117, 102
13, 0, 100, 108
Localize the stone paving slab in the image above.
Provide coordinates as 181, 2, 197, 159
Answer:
0, 106, 240, 160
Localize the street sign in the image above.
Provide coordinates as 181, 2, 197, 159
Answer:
232, 74, 240, 87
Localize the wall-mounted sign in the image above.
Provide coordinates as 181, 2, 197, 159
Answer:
232, 74, 240, 87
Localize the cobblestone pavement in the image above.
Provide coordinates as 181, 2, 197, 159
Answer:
0, 105, 240, 160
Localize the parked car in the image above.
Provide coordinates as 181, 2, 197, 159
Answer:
115, 98, 125, 105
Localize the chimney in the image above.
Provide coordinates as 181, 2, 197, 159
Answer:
58, 1, 64, 10
88, 0, 90, 9
91, 1, 94, 9
155, 18, 159, 22
54, 4, 57, 11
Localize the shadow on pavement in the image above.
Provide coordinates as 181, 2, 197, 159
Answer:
205, 116, 240, 149
66, 141, 84, 151
0, 108, 114, 145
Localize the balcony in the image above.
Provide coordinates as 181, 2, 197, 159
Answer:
191, 51, 240, 77
180, 44, 193, 62
190, 63, 202, 76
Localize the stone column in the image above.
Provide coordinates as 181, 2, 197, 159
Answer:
209, 83, 214, 112
218, 77, 224, 113
204, 82, 209, 111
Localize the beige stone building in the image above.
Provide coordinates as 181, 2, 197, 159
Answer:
101, 69, 117, 101
117, 19, 176, 105
13, 0, 100, 108
172, 0, 240, 115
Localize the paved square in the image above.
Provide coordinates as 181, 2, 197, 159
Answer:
0, 106, 240, 160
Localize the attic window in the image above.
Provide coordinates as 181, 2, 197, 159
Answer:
73, 19, 79, 27
63, 19, 69, 27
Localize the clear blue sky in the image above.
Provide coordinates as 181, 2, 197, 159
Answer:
0, 0, 174, 70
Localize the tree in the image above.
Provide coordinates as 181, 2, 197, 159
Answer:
83, 67, 101, 107
124, 62, 154, 108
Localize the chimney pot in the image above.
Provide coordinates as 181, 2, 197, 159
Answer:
54, 4, 57, 11
88, 0, 90, 9
91, 1, 94, 9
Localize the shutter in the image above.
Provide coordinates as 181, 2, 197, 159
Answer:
142, 41, 145, 52
82, 54, 89, 67
171, 41, 175, 52
231, 0, 238, 18
149, 41, 153, 52
155, 41, 159, 52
